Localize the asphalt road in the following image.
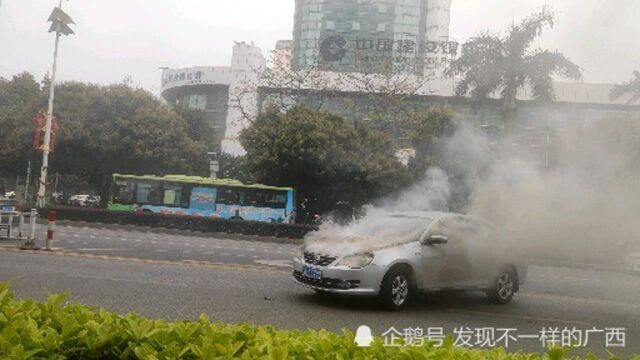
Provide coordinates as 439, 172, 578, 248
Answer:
0, 222, 638, 357
3, 222, 299, 267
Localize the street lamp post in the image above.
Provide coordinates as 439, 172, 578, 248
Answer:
36, 1, 75, 208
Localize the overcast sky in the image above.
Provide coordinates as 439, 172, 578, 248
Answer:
1, 0, 638, 94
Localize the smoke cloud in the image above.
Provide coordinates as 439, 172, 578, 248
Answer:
305, 117, 640, 267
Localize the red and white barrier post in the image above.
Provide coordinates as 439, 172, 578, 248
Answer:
46, 211, 56, 251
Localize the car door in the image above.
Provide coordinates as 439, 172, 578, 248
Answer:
417, 216, 475, 289
415, 217, 456, 289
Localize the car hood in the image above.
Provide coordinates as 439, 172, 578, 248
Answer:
303, 211, 456, 257
304, 231, 423, 257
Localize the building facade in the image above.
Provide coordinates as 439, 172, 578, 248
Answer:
160, 1, 639, 157
161, 42, 266, 153
292, 0, 454, 77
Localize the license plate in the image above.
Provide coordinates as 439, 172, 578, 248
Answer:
302, 265, 322, 280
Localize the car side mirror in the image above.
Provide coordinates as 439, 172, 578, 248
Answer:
423, 235, 448, 246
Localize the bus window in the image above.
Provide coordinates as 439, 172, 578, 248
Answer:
264, 190, 287, 209
217, 187, 240, 205
136, 182, 162, 205
242, 189, 287, 209
242, 189, 262, 207
113, 179, 135, 204
163, 183, 184, 208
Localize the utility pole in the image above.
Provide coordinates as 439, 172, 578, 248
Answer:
24, 159, 32, 203
36, 1, 75, 208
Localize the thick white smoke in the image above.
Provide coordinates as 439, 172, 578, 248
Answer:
305, 168, 452, 256
305, 117, 640, 267
468, 119, 640, 264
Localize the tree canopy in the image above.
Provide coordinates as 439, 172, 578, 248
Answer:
0, 74, 209, 201
239, 106, 408, 221
446, 8, 582, 119
0, 73, 42, 174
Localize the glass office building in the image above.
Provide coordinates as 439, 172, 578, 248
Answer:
292, 0, 451, 75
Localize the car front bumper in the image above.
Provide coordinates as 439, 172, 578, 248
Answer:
292, 257, 383, 295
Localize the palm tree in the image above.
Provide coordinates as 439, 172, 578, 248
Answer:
610, 71, 640, 104
446, 7, 582, 122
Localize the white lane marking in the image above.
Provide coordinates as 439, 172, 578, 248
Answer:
155, 249, 168, 253
203, 252, 214, 255
68, 274, 186, 287
254, 259, 291, 268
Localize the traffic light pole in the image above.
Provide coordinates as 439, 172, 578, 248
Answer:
36, 0, 63, 209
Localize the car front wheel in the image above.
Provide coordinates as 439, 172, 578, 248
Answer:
486, 268, 517, 304
380, 267, 413, 311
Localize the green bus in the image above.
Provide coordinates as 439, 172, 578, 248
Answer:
108, 174, 296, 224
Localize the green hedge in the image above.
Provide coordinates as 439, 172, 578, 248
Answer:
32, 207, 316, 240
0, 284, 633, 359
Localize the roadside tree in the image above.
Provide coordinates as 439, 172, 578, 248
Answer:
0, 73, 41, 176
240, 106, 408, 221
0, 76, 209, 203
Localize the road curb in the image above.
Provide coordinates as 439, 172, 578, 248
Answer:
0, 245, 290, 275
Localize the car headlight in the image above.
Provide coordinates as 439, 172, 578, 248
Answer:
337, 253, 374, 269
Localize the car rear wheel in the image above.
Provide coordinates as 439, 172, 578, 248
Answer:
380, 267, 413, 311
486, 268, 517, 304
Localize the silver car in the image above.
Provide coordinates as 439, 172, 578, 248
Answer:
293, 211, 527, 310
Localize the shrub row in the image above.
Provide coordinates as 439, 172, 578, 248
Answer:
34, 207, 317, 239
0, 283, 618, 360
